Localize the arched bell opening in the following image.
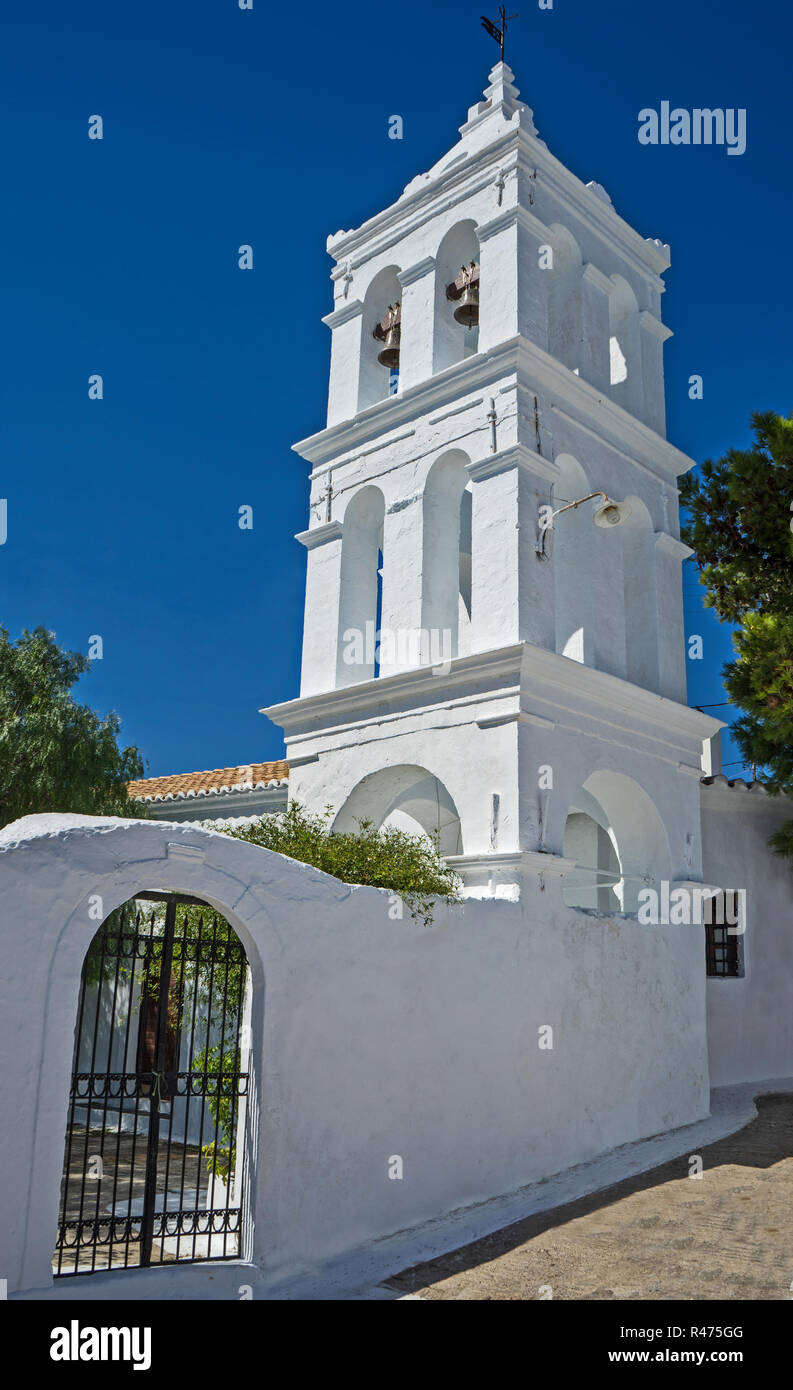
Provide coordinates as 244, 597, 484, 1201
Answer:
336, 485, 386, 687
421, 450, 471, 664
434, 221, 481, 374
53, 892, 252, 1277
359, 266, 403, 411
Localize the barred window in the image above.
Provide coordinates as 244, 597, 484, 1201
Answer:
704, 892, 742, 978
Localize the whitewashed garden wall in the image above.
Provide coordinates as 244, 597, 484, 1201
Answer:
0, 813, 708, 1299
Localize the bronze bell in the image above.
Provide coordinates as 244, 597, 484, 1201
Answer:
446, 261, 480, 328
373, 303, 402, 369
453, 281, 479, 328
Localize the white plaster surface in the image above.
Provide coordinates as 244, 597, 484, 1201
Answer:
701, 780, 793, 1085
1, 813, 708, 1300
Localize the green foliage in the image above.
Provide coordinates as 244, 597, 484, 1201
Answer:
220, 800, 462, 926
727, 612, 793, 791
680, 412, 793, 863
193, 1042, 240, 1183
679, 411, 793, 624
0, 625, 148, 827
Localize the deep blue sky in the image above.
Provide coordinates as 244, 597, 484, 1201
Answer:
1, 0, 790, 778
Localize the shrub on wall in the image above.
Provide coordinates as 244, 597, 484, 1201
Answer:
219, 801, 461, 926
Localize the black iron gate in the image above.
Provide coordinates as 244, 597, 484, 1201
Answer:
54, 893, 249, 1276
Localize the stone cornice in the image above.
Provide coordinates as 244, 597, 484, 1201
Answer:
295, 520, 343, 550
293, 341, 519, 465
520, 851, 579, 877
477, 203, 553, 246
445, 851, 524, 872
398, 256, 436, 287
321, 299, 363, 329
263, 644, 525, 736
521, 644, 723, 742
445, 850, 577, 878
293, 335, 695, 484
654, 531, 693, 561
640, 309, 673, 342
582, 262, 613, 295
466, 442, 559, 485
677, 761, 706, 779
263, 640, 722, 748
477, 710, 556, 730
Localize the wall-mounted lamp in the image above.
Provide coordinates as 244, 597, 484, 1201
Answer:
536, 491, 631, 556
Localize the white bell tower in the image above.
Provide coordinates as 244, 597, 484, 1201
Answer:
265, 62, 720, 900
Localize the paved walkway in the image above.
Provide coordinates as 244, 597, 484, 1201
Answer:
384, 1090, 793, 1300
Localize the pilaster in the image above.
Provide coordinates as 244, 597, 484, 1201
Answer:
466, 443, 557, 653
654, 531, 692, 703
323, 299, 364, 427
580, 263, 612, 393
477, 206, 553, 355
296, 521, 344, 696
397, 257, 436, 392
640, 310, 673, 438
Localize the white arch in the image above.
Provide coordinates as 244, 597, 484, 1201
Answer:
433, 220, 480, 375
563, 770, 671, 913
359, 265, 402, 411
333, 763, 464, 856
336, 485, 385, 687
421, 450, 470, 661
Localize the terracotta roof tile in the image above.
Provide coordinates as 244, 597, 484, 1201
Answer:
129, 760, 289, 801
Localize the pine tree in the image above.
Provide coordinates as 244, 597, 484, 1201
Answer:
680, 411, 793, 861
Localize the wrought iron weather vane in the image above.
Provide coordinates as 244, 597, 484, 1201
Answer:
481, 6, 518, 61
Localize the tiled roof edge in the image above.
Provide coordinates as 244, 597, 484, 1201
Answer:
133, 778, 289, 804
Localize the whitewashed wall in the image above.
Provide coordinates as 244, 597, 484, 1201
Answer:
0, 813, 708, 1300
701, 779, 793, 1086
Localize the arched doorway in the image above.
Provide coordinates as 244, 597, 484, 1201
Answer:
54, 892, 251, 1277
433, 220, 481, 372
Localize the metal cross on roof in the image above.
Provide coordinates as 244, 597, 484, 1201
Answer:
481, 7, 518, 62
